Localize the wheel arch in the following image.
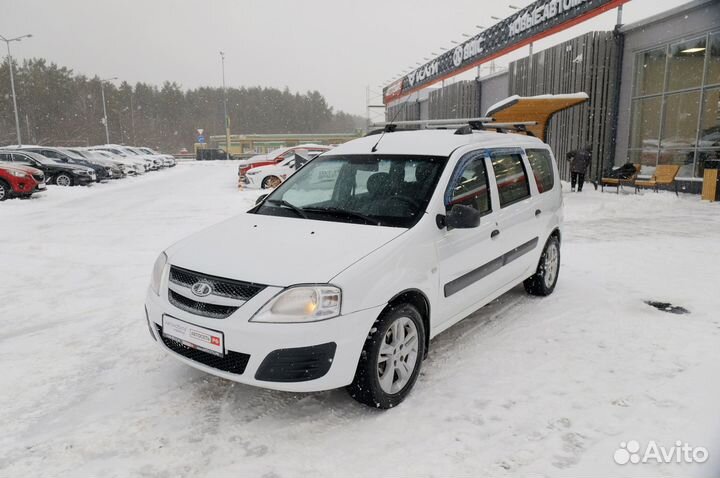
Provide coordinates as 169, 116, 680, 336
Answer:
384, 288, 431, 358
262, 175, 280, 189
0, 177, 11, 197
550, 227, 561, 244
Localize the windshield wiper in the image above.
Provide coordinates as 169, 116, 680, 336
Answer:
265, 199, 308, 219
303, 207, 381, 225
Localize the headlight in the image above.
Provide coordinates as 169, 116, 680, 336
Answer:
150, 252, 168, 295
247, 170, 259, 175
10, 170, 27, 178
73, 170, 89, 175
251, 286, 341, 323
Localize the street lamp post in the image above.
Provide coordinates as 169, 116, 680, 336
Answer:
0, 33, 32, 146
220, 51, 230, 161
100, 77, 117, 144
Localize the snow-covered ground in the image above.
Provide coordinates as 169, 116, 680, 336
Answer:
1, 162, 719, 477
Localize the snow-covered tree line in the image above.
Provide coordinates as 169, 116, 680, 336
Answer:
0, 58, 364, 151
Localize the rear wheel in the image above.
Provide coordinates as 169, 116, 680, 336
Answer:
524, 235, 560, 296
0, 180, 9, 201
262, 176, 281, 189
55, 173, 73, 187
347, 303, 425, 409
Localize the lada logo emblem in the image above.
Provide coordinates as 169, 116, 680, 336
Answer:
191, 280, 213, 297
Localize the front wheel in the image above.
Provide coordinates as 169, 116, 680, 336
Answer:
347, 303, 425, 409
262, 176, 281, 189
0, 180, 9, 201
55, 173, 73, 187
524, 235, 560, 296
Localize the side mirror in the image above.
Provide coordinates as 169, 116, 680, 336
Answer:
255, 193, 269, 205
442, 204, 481, 230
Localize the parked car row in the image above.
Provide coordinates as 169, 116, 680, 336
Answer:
0, 144, 176, 201
238, 144, 333, 189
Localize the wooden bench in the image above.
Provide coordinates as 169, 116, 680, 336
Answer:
635, 164, 681, 196
601, 164, 640, 194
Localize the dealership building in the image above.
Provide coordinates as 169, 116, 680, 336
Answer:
383, 0, 720, 193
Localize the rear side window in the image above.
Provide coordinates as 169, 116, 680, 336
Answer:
491, 153, 530, 207
0, 152, 12, 162
446, 154, 491, 215
526, 149, 555, 193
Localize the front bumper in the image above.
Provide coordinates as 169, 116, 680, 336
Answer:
145, 287, 381, 392
9, 176, 38, 195
243, 174, 262, 188
74, 174, 95, 185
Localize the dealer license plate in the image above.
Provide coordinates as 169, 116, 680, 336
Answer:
162, 315, 224, 357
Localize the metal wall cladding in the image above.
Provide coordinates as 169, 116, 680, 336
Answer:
509, 31, 622, 182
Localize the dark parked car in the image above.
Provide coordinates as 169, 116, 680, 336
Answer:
196, 148, 236, 161
67, 148, 126, 178
0, 150, 96, 186
18, 146, 114, 181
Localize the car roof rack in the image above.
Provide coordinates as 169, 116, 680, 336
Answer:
366, 118, 539, 137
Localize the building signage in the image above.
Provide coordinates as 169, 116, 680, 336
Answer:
383, 0, 629, 103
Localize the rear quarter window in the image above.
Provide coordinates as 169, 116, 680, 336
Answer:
526, 149, 555, 193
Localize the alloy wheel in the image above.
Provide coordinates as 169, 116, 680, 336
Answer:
56, 174, 72, 187
543, 242, 559, 289
376, 316, 419, 394
266, 176, 281, 189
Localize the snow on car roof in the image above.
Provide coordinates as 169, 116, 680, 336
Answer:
485, 92, 589, 117
328, 129, 545, 157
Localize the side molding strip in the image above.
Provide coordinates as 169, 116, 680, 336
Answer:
444, 237, 539, 297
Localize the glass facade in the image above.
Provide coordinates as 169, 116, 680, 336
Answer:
628, 30, 720, 178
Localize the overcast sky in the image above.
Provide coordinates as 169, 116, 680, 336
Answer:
1, 0, 692, 117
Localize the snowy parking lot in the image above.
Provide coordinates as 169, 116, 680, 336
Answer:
1, 161, 719, 477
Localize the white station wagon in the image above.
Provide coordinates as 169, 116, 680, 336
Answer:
145, 100, 577, 408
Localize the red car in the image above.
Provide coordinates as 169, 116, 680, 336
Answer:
0, 162, 46, 200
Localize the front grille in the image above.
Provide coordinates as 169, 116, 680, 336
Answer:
157, 325, 250, 374
168, 290, 238, 319
169, 266, 265, 300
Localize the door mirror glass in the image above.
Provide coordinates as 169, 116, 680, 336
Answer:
255, 193, 269, 205
446, 204, 481, 229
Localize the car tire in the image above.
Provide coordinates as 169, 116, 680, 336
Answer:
524, 235, 560, 296
0, 180, 9, 201
262, 176, 281, 189
346, 303, 425, 409
55, 173, 73, 187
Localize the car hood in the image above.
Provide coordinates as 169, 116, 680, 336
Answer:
0, 162, 42, 175
166, 212, 407, 286
52, 162, 93, 172
247, 163, 282, 174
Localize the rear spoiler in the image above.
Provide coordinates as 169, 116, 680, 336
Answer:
485, 93, 589, 142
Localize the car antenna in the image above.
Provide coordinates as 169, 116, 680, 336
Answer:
371, 91, 417, 153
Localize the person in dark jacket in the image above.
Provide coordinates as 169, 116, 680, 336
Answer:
566, 146, 592, 192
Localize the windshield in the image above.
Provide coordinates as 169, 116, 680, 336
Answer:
254, 154, 447, 228
79, 150, 105, 160
59, 148, 86, 160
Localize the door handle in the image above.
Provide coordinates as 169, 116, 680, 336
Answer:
535, 209, 542, 217
491, 229, 500, 239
